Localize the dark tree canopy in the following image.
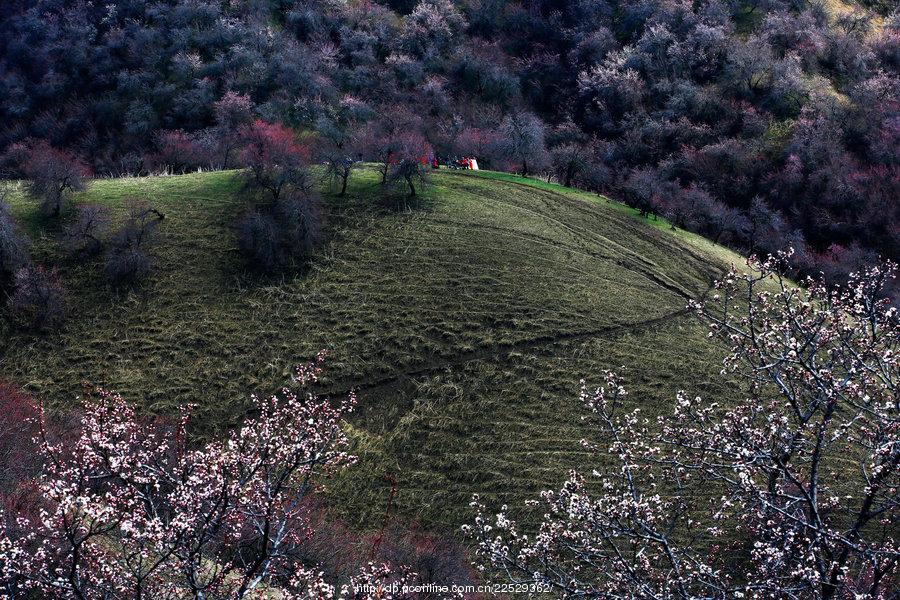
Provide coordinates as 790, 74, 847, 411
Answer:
0, 0, 896, 288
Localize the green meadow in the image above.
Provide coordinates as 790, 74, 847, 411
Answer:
1, 167, 748, 531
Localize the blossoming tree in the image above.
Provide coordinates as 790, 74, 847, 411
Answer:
0, 353, 417, 599
468, 253, 898, 599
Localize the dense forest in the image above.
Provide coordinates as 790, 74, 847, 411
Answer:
0, 0, 898, 286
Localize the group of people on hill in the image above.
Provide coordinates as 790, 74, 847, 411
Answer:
385, 152, 479, 170
446, 156, 479, 170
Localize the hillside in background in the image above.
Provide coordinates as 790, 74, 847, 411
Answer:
1, 167, 744, 529
1, 0, 897, 292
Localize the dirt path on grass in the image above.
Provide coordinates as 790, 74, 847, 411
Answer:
439, 175, 713, 301
324, 300, 699, 401
321, 175, 722, 401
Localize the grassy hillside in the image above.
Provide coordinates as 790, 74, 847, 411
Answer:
1, 167, 748, 532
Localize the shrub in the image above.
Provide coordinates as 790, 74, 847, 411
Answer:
215, 92, 255, 130
8, 264, 67, 332
63, 204, 110, 258
0, 142, 30, 179
387, 131, 433, 198
452, 126, 499, 166
375, 524, 477, 597
236, 209, 280, 273
236, 192, 324, 273
322, 154, 357, 197
21, 141, 90, 218
238, 120, 312, 202
213, 91, 255, 168
621, 167, 669, 218
275, 193, 324, 258
104, 248, 154, 290
493, 112, 550, 177
316, 97, 372, 197
0, 192, 29, 290
388, 158, 430, 198
145, 130, 208, 174
579, 164, 613, 194
356, 107, 425, 184
401, 0, 466, 58
104, 200, 164, 289
386, 53, 425, 87
550, 142, 589, 187
0, 381, 40, 494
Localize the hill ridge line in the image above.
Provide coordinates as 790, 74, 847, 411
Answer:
441, 173, 702, 300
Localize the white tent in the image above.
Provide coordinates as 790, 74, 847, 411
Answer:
470, 158, 479, 170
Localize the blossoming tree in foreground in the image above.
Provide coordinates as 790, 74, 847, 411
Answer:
0, 353, 417, 599
469, 253, 898, 599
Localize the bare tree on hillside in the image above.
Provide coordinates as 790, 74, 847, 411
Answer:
21, 142, 90, 218
64, 204, 111, 258
104, 200, 165, 289
494, 112, 550, 177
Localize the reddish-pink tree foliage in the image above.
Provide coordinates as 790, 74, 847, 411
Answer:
20, 141, 90, 217
239, 120, 312, 201
240, 119, 308, 164
0, 382, 40, 495
146, 130, 208, 174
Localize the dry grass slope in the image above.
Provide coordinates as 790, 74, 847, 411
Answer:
1, 167, 747, 532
